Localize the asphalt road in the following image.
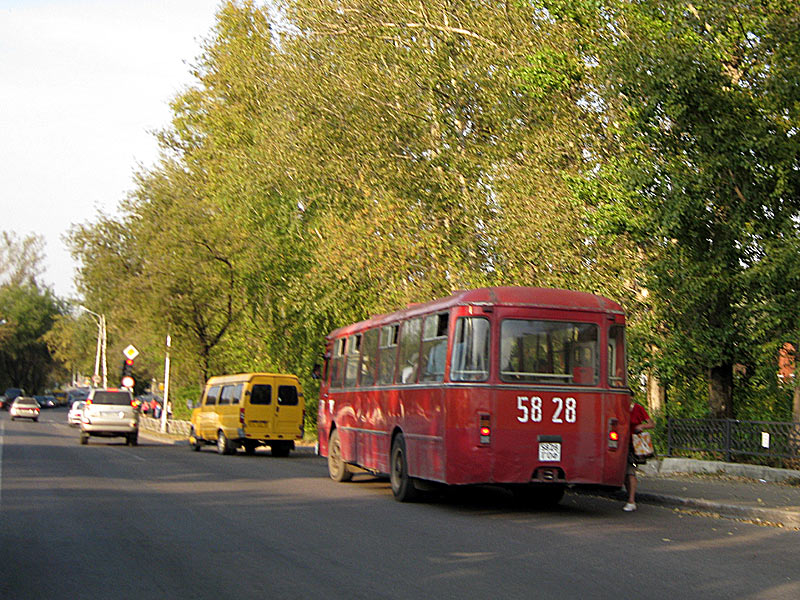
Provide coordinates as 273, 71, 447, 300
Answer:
1, 408, 798, 600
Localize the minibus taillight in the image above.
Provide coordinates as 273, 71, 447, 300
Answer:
239, 407, 246, 425
479, 413, 491, 445
608, 418, 619, 449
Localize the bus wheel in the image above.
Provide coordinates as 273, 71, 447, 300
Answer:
217, 430, 232, 455
328, 429, 352, 482
390, 434, 419, 502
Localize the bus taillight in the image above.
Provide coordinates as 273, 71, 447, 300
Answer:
608, 418, 619, 449
239, 407, 246, 426
479, 414, 491, 444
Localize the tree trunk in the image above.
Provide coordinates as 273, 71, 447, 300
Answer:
793, 384, 800, 424
646, 370, 665, 416
708, 364, 734, 419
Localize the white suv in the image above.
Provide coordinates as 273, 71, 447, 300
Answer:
80, 389, 139, 446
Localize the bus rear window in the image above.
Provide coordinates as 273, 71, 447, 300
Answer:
451, 317, 490, 382
500, 320, 598, 385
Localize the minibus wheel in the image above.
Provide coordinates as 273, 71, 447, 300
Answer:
217, 430, 233, 455
189, 428, 203, 451
328, 429, 352, 482
390, 434, 419, 502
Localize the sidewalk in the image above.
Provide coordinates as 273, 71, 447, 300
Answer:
629, 458, 800, 529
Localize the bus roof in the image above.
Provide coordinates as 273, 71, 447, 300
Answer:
327, 287, 624, 340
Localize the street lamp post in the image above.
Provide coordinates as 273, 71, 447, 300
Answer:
80, 306, 107, 388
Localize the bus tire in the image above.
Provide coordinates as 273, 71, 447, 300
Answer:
390, 434, 419, 502
328, 429, 352, 482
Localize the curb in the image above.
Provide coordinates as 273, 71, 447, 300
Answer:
634, 490, 800, 529
640, 457, 800, 483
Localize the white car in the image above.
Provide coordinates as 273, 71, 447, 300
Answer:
68, 401, 86, 426
10, 397, 41, 421
80, 389, 139, 446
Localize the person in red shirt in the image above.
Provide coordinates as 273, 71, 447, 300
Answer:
624, 402, 655, 512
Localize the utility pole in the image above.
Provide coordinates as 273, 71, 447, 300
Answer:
160, 334, 171, 434
80, 306, 107, 388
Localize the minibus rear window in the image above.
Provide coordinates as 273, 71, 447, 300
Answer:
250, 384, 272, 405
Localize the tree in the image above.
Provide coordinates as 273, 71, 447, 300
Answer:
0, 282, 63, 393
0, 231, 44, 287
590, 0, 800, 418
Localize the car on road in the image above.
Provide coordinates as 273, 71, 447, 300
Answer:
34, 395, 57, 409
10, 397, 41, 421
68, 401, 86, 426
80, 389, 139, 446
53, 390, 68, 406
2, 387, 26, 410
67, 388, 90, 407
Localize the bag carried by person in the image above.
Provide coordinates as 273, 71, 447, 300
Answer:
632, 430, 655, 460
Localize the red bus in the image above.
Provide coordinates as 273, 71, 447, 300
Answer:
317, 287, 632, 503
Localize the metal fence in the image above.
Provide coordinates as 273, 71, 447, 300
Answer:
663, 417, 800, 468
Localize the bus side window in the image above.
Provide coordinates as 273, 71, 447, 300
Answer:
608, 325, 627, 387
205, 385, 221, 406
344, 334, 361, 388
451, 317, 490, 382
230, 384, 243, 405
397, 318, 422, 384
421, 312, 448, 382
378, 324, 399, 385
331, 338, 346, 388
358, 328, 379, 387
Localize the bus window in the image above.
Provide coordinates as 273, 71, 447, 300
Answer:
378, 324, 399, 385
204, 385, 221, 406
609, 324, 627, 387
331, 338, 346, 388
358, 328, 379, 387
451, 317, 490, 381
219, 385, 235, 405
250, 384, 272, 405
397, 318, 422, 384
230, 384, 243, 405
277, 385, 299, 406
344, 334, 361, 387
421, 313, 448, 382
500, 320, 598, 385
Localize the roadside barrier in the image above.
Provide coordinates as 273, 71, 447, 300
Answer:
139, 415, 192, 437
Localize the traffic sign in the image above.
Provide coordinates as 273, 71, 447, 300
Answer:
123, 345, 139, 360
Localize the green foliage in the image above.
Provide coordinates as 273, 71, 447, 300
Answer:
0, 282, 64, 393
65, 0, 800, 427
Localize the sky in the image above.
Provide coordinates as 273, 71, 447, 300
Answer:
0, 0, 224, 299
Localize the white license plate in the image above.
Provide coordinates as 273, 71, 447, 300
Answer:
538, 442, 561, 462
